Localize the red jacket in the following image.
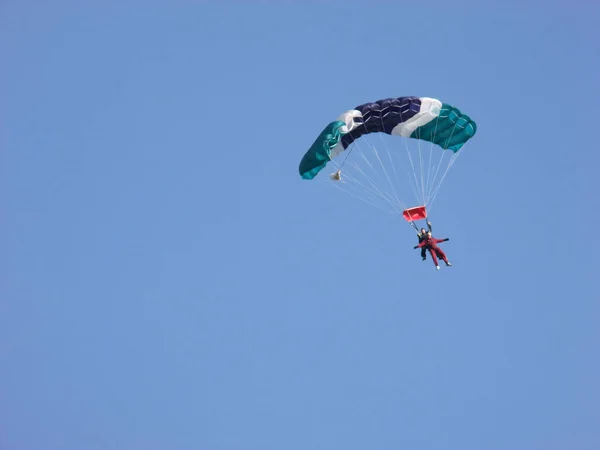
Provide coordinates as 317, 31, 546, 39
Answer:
416, 236, 448, 250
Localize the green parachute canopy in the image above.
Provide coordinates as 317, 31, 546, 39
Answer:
299, 96, 477, 219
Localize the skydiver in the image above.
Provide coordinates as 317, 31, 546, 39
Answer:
414, 234, 452, 270
416, 221, 432, 261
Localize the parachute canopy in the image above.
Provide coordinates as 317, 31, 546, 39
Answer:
299, 95, 477, 222
299, 96, 476, 180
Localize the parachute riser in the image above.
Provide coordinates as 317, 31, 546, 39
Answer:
409, 216, 429, 230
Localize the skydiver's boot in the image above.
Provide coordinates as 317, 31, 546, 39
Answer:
436, 266, 440, 270
445, 261, 452, 266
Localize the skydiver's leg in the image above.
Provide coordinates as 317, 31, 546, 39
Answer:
436, 248, 452, 266
421, 247, 426, 260
429, 248, 439, 267
435, 248, 447, 262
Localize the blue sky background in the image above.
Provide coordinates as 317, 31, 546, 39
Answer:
2, 1, 599, 449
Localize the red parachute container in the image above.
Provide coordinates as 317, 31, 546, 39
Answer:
402, 206, 427, 222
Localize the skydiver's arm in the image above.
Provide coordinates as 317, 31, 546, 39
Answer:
427, 221, 432, 232
434, 238, 449, 243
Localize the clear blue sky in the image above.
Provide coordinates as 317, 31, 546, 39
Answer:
2, 1, 599, 449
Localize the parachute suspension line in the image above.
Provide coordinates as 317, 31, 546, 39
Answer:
331, 163, 399, 213
327, 140, 405, 215
427, 142, 445, 205
326, 165, 399, 215
426, 120, 464, 212
334, 123, 364, 172
316, 123, 386, 213
424, 113, 443, 206
378, 133, 419, 209
323, 127, 398, 212
361, 138, 407, 213
401, 136, 422, 206
328, 119, 411, 216
426, 147, 448, 205
356, 147, 405, 210
428, 150, 463, 211
348, 141, 402, 212
417, 129, 427, 207
346, 155, 405, 213
336, 141, 357, 172
374, 111, 419, 213
330, 179, 399, 215
424, 143, 435, 205
423, 134, 438, 207
377, 133, 405, 210
367, 137, 407, 213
